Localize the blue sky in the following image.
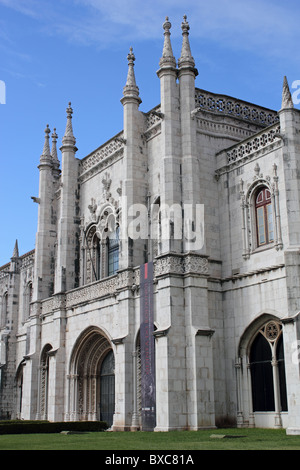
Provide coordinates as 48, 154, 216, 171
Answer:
0, 0, 299, 266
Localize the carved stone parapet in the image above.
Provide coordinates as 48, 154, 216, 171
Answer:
66, 275, 118, 309
30, 300, 41, 318
154, 254, 183, 277
52, 293, 66, 312
116, 268, 134, 291
154, 253, 209, 278
184, 254, 209, 275
41, 298, 53, 316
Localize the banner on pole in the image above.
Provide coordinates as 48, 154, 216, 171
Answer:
140, 261, 156, 431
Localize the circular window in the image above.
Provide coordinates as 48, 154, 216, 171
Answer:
264, 321, 280, 342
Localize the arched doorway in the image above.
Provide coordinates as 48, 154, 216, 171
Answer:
68, 327, 115, 426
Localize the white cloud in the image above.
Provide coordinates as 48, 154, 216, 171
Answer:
0, 0, 299, 58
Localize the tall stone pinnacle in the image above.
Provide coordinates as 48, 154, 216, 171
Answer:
40, 124, 51, 161
281, 76, 294, 110
158, 16, 176, 71
12, 239, 19, 259
62, 102, 76, 145
121, 47, 141, 104
178, 15, 198, 76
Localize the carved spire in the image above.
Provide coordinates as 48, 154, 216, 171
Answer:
178, 15, 198, 76
158, 16, 176, 71
40, 124, 51, 162
121, 47, 141, 104
51, 128, 60, 171
281, 76, 294, 110
62, 102, 76, 145
11, 239, 19, 259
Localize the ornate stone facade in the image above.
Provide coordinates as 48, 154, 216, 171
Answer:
1, 17, 300, 435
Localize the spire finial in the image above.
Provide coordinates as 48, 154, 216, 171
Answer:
121, 47, 141, 104
158, 16, 176, 70
281, 76, 294, 110
126, 47, 137, 87
62, 101, 76, 145
51, 127, 60, 169
178, 14, 198, 76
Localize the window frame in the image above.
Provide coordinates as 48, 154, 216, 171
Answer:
255, 187, 274, 248
107, 226, 120, 277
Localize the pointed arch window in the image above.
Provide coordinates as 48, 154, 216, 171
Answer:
255, 187, 274, 247
250, 321, 287, 413
107, 226, 119, 276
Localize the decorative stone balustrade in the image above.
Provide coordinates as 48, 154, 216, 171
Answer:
195, 89, 279, 126
226, 124, 281, 165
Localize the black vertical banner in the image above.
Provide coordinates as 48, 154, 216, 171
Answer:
140, 261, 156, 431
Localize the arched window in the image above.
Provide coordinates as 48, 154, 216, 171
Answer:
255, 187, 274, 247
250, 321, 287, 413
107, 226, 119, 276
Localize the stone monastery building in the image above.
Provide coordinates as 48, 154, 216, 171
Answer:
1, 16, 300, 434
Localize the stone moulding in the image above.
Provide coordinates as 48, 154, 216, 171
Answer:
220, 263, 285, 284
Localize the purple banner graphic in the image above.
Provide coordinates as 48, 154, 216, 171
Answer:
140, 261, 156, 431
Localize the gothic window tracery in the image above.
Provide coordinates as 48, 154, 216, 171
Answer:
83, 203, 120, 284
249, 321, 287, 413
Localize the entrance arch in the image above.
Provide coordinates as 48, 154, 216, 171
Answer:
67, 327, 115, 425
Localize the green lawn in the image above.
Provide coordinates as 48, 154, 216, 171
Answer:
0, 428, 300, 451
